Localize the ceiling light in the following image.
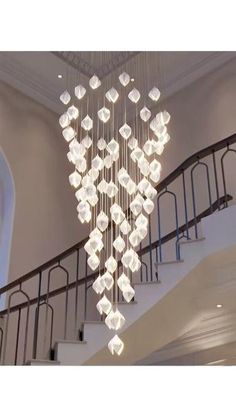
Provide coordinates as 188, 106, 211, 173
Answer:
216, 304, 223, 308
59, 70, 171, 355
58, 74, 63, 79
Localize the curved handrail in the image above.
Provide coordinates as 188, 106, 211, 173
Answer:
0, 133, 235, 297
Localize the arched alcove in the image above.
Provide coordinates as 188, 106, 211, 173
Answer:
0, 149, 15, 309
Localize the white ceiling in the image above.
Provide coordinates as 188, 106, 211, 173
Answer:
0, 51, 235, 115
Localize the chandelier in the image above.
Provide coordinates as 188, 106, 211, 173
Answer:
59, 66, 171, 356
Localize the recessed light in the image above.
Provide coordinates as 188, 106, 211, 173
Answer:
58, 74, 63, 79
131, 78, 135, 82
216, 304, 223, 308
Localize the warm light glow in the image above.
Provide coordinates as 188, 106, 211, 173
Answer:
59, 68, 171, 355
58, 74, 63, 79
216, 304, 223, 308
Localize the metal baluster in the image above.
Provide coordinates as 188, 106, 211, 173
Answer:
148, 215, 153, 281
212, 150, 220, 210
221, 145, 236, 208
84, 254, 88, 321
74, 248, 80, 338
32, 271, 42, 359
0, 326, 3, 363
182, 170, 190, 239
2, 289, 30, 365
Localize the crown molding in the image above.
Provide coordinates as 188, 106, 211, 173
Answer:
0, 52, 62, 114
0, 51, 235, 115
52, 51, 140, 79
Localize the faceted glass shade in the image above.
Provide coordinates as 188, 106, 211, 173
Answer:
89, 74, 101, 89
106, 181, 118, 198
90, 227, 103, 240
69, 139, 86, 158
88, 168, 99, 182
106, 87, 119, 103
138, 178, 151, 194
101, 271, 114, 291
122, 284, 135, 303
98, 106, 111, 123
82, 135, 92, 149
78, 209, 91, 224
153, 140, 164, 155
105, 256, 117, 274
97, 211, 109, 232
75, 157, 87, 173
140, 106, 151, 122
126, 179, 137, 195
92, 155, 104, 171
150, 171, 161, 183
117, 273, 130, 292
143, 139, 156, 156
113, 235, 126, 253
129, 229, 142, 247
130, 147, 144, 163
59, 113, 70, 128
138, 157, 150, 177
148, 86, 160, 102
62, 126, 75, 142
143, 198, 155, 214
135, 213, 148, 229
67, 105, 79, 120
120, 219, 131, 235
159, 132, 170, 145
150, 159, 161, 173
92, 275, 105, 295
88, 194, 98, 207
128, 136, 138, 150
121, 249, 134, 269
128, 88, 140, 104
119, 123, 132, 140
97, 179, 108, 194
87, 253, 100, 271
130, 194, 144, 216
110, 203, 125, 225
105, 309, 125, 330
75, 187, 87, 202
96, 295, 112, 315
81, 115, 93, 131
74, 84, 86, 100
144, 184, 157, 200
156, 110, 171, 125
69, 171, 81, 188
97, 137, 107, 150
108, 334, 124, 356
118, 168, 130, 188
60, 90, 71, 105
67, 151, 76, 164
104, 155, 113, 169
107, 138, 119, 155
119, 72, 130, 86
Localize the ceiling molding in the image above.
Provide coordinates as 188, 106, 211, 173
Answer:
52, 51, 140, 79
0, 51, 236, 115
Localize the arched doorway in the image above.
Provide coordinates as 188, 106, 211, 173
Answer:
0, 149, 15, 309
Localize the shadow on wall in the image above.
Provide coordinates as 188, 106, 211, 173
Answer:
0, 148, 15, 309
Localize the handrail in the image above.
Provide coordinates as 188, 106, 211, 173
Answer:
0, 133, 235, 297
0, 194, 232, 316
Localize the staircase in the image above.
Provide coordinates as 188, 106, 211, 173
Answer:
0, 134, 235, 365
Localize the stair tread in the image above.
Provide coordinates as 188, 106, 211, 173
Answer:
156, 259, 184, 266
179, 237, 205, 245
26, 359, 60, 365
55, 339, 87, 345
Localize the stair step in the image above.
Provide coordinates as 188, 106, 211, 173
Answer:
179, 237, 205, 245
156, 259, 184, 266
26, 359, 60, 366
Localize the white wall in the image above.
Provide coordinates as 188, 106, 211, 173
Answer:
0, 81, 89, 283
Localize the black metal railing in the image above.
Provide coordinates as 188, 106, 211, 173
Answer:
0, 133, 235, 365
